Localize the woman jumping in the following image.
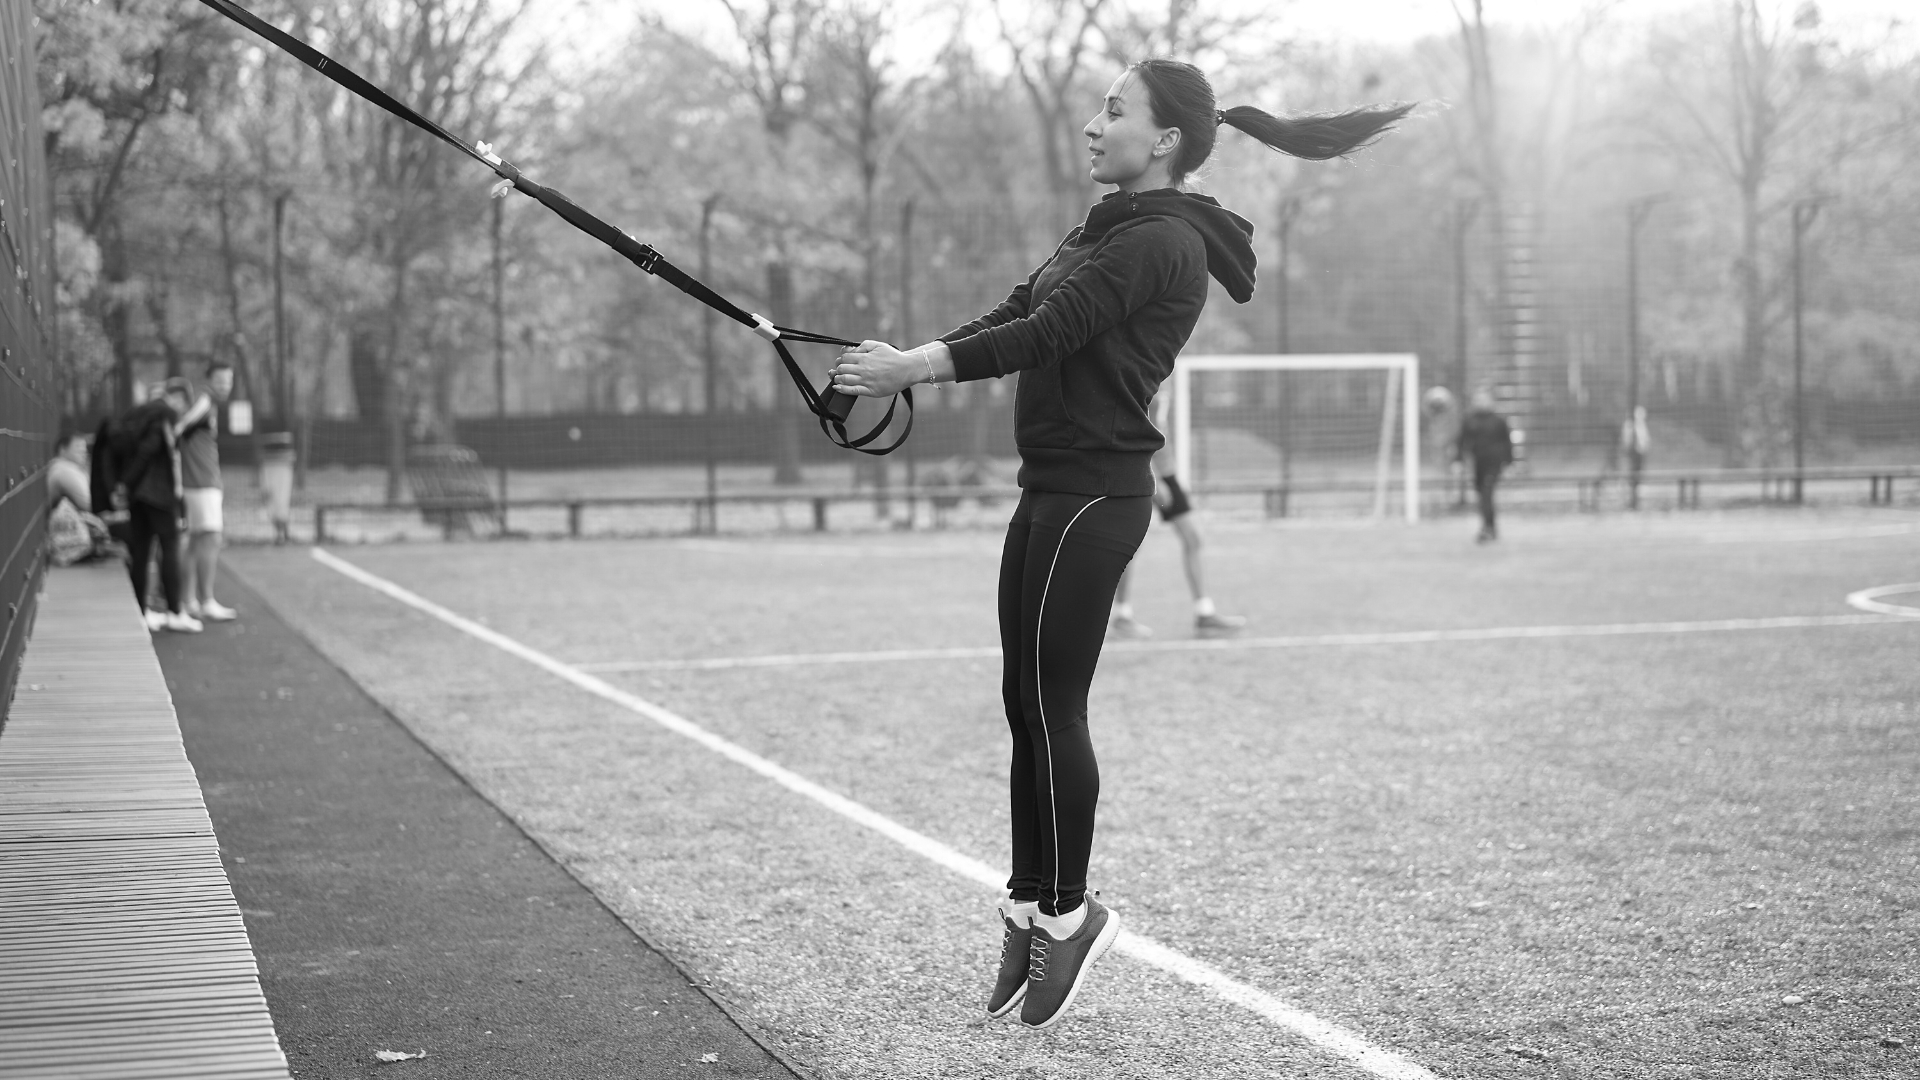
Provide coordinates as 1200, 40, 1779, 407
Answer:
829, 60, 1409, 1028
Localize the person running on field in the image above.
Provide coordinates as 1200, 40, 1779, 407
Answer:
1110, 390, 1245, 639
829, 60, 1407, 1028
1455, 387, 1513, 543
116, 379, 200, 633
176, 360, 238, 621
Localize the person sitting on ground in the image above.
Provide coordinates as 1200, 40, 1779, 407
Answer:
47, 431, 112, 566
175, 360, 238, 622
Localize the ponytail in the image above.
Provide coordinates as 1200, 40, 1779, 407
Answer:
1218, 103, 1415, 162
1129, 58, 1414, 182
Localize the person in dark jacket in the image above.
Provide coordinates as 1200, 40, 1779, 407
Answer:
1455, 387, 1514, 543
116, 380, 200, 632
829, 59, 1409, 1028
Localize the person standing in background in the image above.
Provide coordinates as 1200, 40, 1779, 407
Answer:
1109, 391, 1246, 639
115, 379, 199, 632
176, 360, 238, 621
1455, 387, 1514, 543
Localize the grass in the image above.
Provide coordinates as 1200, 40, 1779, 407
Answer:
228, 506, 1920, 1079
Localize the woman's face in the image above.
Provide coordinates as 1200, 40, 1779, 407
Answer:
1084, 72, 1175, 190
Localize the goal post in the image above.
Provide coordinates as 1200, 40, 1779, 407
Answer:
1170, 353, 1421, 522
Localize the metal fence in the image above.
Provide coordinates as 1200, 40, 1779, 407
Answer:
0, 3, 61, 724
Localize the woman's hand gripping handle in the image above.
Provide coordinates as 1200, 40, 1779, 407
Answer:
831, 340, 955, 398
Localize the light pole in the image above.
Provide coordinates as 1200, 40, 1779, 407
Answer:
898, 198, 917, 529
700, 194, 721, 534
1451, 196, 1479, 507
491, 196, 509, 528
1790, 197, 1827, 505
1624, 194, 1664, 510
1274, 194, 1300, 508
272, 190, 290, 429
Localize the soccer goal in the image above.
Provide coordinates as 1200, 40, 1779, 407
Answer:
1169, 354, 1421, 522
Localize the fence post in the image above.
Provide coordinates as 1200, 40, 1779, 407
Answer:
813, 497, 828, 532
568, 502, 583, 538
314, 505, 327, 544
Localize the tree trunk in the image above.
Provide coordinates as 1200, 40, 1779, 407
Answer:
348, 326, 386, 423
102, 231, 134, 411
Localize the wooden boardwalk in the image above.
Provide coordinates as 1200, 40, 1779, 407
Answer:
0, 565, 289, 1079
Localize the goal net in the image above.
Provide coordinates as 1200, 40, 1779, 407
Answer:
1169, 354, 1421, 521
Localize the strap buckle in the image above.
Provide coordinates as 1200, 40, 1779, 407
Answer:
748, 314, 781, 342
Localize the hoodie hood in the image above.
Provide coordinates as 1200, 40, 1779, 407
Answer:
1081, 189, 1258, 304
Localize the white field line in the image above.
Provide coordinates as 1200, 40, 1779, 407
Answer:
1846, 582, 1920, 618
1697, 522, 1920, 544
576, 612, 1910, 673
310, 546, 1437, 1080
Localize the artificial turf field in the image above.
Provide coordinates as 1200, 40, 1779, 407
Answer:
225, 507, 1919, 1080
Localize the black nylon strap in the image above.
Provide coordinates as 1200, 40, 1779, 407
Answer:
195, 0, 908, 456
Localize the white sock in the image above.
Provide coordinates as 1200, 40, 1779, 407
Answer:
1194, 597, 1217, 617
1111, 602, 1133, 620
1033, 905, 1086, 939
998, 896, 1039, 927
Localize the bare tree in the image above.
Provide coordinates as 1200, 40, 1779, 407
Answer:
1638, 0, 1906, 462
721, 0, 824, 485
291, 0, 532, 501
995, 0, 1111, 233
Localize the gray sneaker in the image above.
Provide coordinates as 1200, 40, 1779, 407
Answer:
1194, 612, 1246, 637
987, 904, 1035, 1018
1018, 896, 1121, 1029
1108, 614, 1154, 639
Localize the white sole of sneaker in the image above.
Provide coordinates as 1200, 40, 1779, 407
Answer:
987, 980, 1027, 1019
1021, 909, 1122, 1030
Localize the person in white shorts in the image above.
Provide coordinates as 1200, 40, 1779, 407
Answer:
1109, 390, 1245, 639
176, 361, 238, 622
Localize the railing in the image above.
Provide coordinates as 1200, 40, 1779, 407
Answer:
313, 486, 1027, 542
1194, 464, 1920, 518
302, 463, 1920, 543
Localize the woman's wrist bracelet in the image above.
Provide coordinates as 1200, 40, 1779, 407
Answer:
921, 349, 940, 387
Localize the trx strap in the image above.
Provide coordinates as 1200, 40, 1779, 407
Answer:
195, 0, 909, 455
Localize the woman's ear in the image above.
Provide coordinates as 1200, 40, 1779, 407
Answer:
1153, 127, 1182, 159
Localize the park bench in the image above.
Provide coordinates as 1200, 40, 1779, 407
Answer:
406, 444, 501, 539
0, 564, 290, 1078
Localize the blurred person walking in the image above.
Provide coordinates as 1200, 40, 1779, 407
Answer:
175, 361, 238, 621
1109, 392, 1245, 639
829, 60, 1407, 1027
1456, 388, 1514, 543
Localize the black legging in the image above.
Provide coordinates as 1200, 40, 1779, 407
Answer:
1473, 459, 1502, 534
126, 501, 183, 614
998, 489, 1151, 917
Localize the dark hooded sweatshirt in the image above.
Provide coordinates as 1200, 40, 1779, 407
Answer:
940, 188, 1257, 497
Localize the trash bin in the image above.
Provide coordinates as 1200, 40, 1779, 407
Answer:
261, 431, 295, 544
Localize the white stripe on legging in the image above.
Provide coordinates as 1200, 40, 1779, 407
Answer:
310, 546, 1440, 1080
1030, 495, 1106, 918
